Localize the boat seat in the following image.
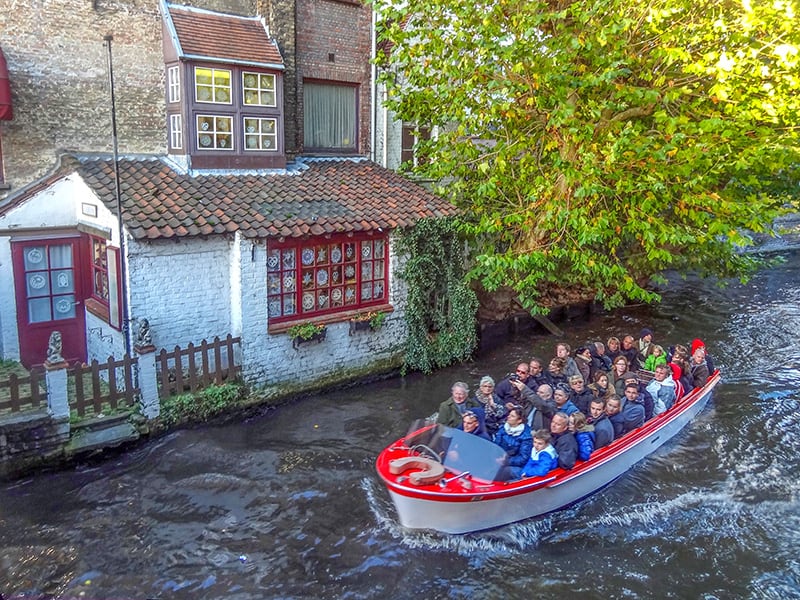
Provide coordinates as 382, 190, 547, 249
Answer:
389, 456, 446, 485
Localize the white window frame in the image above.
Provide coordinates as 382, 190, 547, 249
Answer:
194, 67, 232, 105
244, 117, 278, 152
167, 66, 180, 103
242, 72, 277, 107
169, 114, 183, 150
196, 115, 234, 151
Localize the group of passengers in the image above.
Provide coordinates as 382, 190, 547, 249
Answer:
436, 330, 715, 480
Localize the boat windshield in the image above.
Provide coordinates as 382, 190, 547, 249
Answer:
403, 420, 508, 482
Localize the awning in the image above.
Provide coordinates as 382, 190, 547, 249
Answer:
0, 47, 12, 121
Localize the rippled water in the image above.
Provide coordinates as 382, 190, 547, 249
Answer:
2, 252, 800, 599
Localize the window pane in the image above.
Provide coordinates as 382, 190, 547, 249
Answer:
195, 67, 231, 104
243, 72, 276, 107
26, 272, 50, 297
197, 115, 233, 151
50, 269, 75, 294
28, 297, 51, 323
304, 83, 356, 149
52, 295, 76, 320
24, 246, 47, 270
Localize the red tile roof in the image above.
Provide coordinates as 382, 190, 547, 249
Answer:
166, 3, 283, 68
60, 156, 457, 240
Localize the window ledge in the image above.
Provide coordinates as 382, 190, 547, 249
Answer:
85, 297, 110, 323
268, 303, 394, 335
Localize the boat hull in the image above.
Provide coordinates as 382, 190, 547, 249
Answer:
377, 372, 720, 534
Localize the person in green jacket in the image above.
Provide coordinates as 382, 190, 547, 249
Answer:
643, 344, 667, 371
436, 381, 480, 428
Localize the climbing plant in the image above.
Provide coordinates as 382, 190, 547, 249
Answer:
396, 217, 479, 374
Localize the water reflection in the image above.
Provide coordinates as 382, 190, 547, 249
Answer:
1, 252, 800, 598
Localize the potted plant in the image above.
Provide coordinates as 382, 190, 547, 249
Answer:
287, 322, 327, 349
349, 311, 387, 335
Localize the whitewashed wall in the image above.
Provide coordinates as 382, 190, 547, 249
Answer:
126, 236, 233, 352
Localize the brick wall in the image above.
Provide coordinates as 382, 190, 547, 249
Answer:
0, 0, 165, 191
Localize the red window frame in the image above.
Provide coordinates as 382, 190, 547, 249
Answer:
267, 234, 389, 324
84, 235, 123, 330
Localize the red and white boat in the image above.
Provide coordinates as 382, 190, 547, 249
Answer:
376, 370, 721, 534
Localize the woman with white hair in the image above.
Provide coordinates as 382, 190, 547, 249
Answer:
473, 375, 506, 437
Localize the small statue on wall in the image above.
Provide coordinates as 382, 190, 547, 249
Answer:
46, 330, 64, 364
135, 318, 153, 348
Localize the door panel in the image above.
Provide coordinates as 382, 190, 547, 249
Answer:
13, 238, 87, 368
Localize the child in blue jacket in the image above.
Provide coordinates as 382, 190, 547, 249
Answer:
569, 411, 596, 461
520, 429, 558, 478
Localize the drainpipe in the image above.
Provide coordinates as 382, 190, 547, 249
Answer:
370, 6, 377, 163
103, 34, 132, 357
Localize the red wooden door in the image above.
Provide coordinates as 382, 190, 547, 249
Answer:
12, 238, 87, 368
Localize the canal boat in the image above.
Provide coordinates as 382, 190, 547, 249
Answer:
376, 370, 721, 534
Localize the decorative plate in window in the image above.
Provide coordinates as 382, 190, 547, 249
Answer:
246, 125, 256, 133
361, 262, 372, 279
345, 244, 355, 259
215, 90, 229, 102
375, 239, 384, 255
301, 248, 315, 266
318, 293, 328, 308
55, 298, 73, 314
302, 293, 315, 311
29, 274, 47, 289
283, 296, 296, 315
199, 135, 212, 147
362, 244, 371, 258
267, 253, 280, 270
56, 272, 70, 288
218, 120, 229, 131
268, 298, 282, 316
244, 74, 256, 87
331, 268, 341, 284
200, 121, 210, 131
331, 247, 342, 263
374, 282, 384, 297
361, 283, 372, 300
283, 275, 295, 291
344, 265, 356, 279
345, 286, 356, 302
331, 288, 342, 302
198, 88, 212, 101
282, 250, 296, 269
268, 273, 281, 294
316, 269, 328, 286
219, 138, 227, 148
302, 271, 313, 288
26, 248, 44, 264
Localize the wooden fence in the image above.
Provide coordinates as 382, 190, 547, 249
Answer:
70, 355, 139, 418
0, 368, 45, 413
157, 335, 241, 397
0, 335, 242, 417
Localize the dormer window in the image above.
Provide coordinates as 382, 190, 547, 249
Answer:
163, 3, 286, 169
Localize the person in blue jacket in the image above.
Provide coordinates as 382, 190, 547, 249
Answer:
493, 406, 533, 478
568, 411, 596, 461
520, 429, 558, 478
459, 408, 492, 441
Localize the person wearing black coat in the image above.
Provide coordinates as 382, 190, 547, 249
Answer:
549, 412, 578, 470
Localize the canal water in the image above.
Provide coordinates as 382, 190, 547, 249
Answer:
2, 251, 800, 599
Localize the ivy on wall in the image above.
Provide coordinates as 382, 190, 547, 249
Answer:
396, 217, 479, 374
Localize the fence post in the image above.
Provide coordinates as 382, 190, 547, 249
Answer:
135, 343, 160, 419
44, 331, 70, 421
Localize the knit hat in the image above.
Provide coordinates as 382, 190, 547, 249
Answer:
691, 339, 705, 354
639, 328, 653, 339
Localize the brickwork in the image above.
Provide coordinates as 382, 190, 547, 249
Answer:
0, 0, 165, 192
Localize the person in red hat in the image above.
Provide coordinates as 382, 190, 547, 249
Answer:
690, 338, 716, 375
